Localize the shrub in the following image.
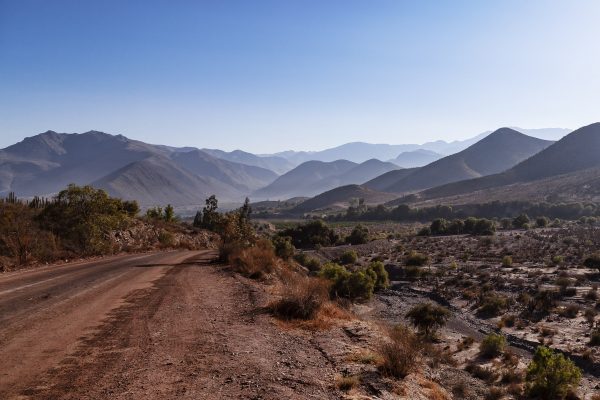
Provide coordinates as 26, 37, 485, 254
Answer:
406, 303, 450, 337
346, 224, 369, 245
525, 346, 581, 399
378, 325, 421, 378
583, 254, 600, 269
157, 230, 175, 247
280, 220, 339, 249
405, 251, 429, 266
480, 333, 507, 358
430, 218, 448, 235
513, 214, 530, 229
228, 239, 277, 279
536, 217, 549, 228
502, 256, 513, 267
318, 262, 375, 301
272, 235, 295, 260
335, 375, 360, 392
367, 261, 389, 291
293, 253, 320, 270
477, 293, 510, 317
339, 250, 358, 265
271, 277, 329, 320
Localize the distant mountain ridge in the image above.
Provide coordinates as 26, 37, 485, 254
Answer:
252, 159, 399, 200
366, 128, 553, 194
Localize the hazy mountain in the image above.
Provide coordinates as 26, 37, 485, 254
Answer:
291, 185, 398, 213
414, 122, 600, 202
92, 156, 239, 206
201, 148, 293, 174
252, 159, 397, 200
378, 128, 553, 194
0, 130, 277, 205
363, 168, 418, 192
391, 149, 443, 168
0, 130, 164, 196
171, 150, 277, 192
265, 127, 569, 165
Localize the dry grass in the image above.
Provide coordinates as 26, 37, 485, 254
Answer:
335, 375, 360, 392
271, 276, 329, 320
378, 324, 421, 378
228, 239, 278, 279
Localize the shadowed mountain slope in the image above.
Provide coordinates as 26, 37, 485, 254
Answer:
291, 184, 398, 213
380, 128, 553, 194
410, 122, 600, 203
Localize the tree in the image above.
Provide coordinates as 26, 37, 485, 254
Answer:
406, 303, 450, 337
430, 218, 448, 235
272, 235, 295, 260
164, 204, 175, 222
193, 210, 202, 227
201, 195, 220, 230
525, 346, 581, 399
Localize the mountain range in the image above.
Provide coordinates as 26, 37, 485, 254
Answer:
0, 125, 588, 210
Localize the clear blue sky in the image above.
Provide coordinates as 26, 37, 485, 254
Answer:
1, 0, 599, 152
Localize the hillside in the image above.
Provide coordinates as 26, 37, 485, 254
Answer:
252, 159, 397, 200
171, 150, 277, 192
291, 184, 398, 213
363, 168, 418, 191
92, 156, 239, 206
380, 128, 553, 194
411, 122, 600, 203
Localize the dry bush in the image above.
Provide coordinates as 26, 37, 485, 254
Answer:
378, 325, 421, 378
335, 375, 360, 392
271, 276, 329, 320
228, 239, 277, 279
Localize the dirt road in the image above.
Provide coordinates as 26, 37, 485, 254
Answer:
0, 250, 340, 399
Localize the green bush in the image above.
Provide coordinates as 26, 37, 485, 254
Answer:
589, 329, 600, 346
480, 333, 506, 358
318, 262, 375, 301
406, 303, 450, 337
525, 346, 581, 399
502, 256, 513, 267
367, 261, 389, 291
536, 216, 549, 228
339, 250, 358, 265
346, 224, 369, 245
272, 235, 295, 260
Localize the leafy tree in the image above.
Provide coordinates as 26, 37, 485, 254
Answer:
38, 185, 130, 254
525, 346, 581, 399
430, 218, 448, 235
406, 303, 450, 337
201, 195, 220, 230
164, 204, 176, 222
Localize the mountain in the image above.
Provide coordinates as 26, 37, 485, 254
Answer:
374, 128, 553, 194
252, 159, 398, 200
411, 122, 600, 203
391, 149, 443, 168
92, 156, 239, 206
201, 148, 293, 174
291, 184, 398, 213
363, 168, 418, 192
512, 127, 572, 141
0, 130, 164, 196
171, 150, 277, 192
0, 130, 277, 205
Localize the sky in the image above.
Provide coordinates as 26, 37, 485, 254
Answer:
1, 0, 599, 153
